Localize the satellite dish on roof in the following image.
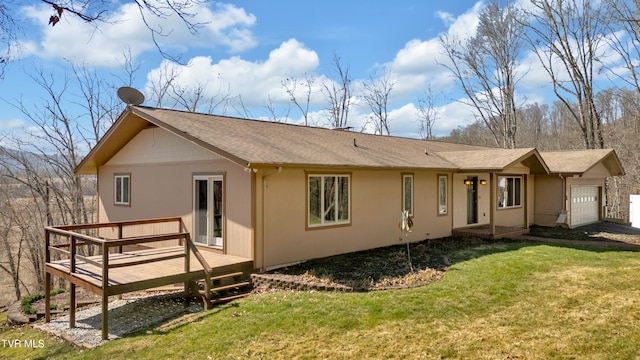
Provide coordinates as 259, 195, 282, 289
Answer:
117, 86, 145, 105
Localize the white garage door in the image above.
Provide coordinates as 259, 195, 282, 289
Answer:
570, 186, 600, 227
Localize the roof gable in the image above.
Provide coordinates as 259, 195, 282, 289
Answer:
130, 106, 489, 169
435, 148, 549, 174
540, 149, 625, 176
107, 127, 222, 166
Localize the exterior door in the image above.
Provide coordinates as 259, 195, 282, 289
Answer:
194, 175, 223, 248
467, 177, 478, 224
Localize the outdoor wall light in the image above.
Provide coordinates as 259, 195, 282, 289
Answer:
480, 179, 487, 185
463, 179, 473, 186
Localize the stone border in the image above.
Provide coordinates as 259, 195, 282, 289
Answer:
250, 273, 440, 292
6, 300, 35, 325
251, 273, 361, 292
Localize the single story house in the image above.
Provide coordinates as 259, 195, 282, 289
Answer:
74, 106, 625, 270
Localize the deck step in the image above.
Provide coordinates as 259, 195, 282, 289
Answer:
198, 281, 250, 295
212, 281, 250, 292
197, 271, 244, 287
210, 271, 244, 281
198, 269, 253, 309
214, 292, 250, 304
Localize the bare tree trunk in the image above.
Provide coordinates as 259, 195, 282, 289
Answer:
417, 85, 439, 140
440, 1, 524, 149
322, 53, 352, 129
283, 73, 316, 126
362, 69, 395, 135
523, 0, 609, 150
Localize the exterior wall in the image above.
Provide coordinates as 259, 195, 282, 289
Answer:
534, 175, 564, 227
255, 167, 454, 269
97, 127, 253, 259
534, 172, 606, 227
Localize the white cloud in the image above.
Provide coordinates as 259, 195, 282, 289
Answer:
0, 118, 25, 131
445, 1, 484, 40
385, 2, 486, 98
144, 39, 321, 109
21, 1, 257, 67
435, 99, 479, 135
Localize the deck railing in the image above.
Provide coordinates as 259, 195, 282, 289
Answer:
44, 217, 212, 339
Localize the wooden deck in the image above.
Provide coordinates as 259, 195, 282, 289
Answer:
46, 246, 252, 296
44, 217, 254, 340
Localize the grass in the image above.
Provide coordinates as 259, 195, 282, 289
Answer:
4, 241, 640, 359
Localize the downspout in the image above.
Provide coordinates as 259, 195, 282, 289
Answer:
558, 174, 567, 225
558, 174, 566, 212
261, 167, 282, 271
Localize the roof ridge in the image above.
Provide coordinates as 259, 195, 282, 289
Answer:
132, 105, 494, 147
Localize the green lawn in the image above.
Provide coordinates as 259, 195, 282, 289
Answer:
4, 242, 640, 359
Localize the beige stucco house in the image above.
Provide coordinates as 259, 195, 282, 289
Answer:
75, 106, 624, 270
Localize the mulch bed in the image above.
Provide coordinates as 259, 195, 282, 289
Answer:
259, 236, 488, 291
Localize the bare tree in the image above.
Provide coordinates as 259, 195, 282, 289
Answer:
0, 64, 122, 295
263, 94, 290, 123
523, 0, 609, 149
322, 53, 352, 129
440, 1, 525, 149
0, 176, 25, 300
362, 69, 395, 135
0, 0, 209, 75
283, 73, 316, 126
516, 103, 550, 149
604, 0, 640, 135
147, 63, 235, 114
416, 84, 439, 140
0, 1, 18, 78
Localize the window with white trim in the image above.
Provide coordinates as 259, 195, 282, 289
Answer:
115, 174, 130, 206
402, 174, 413, 216
308, 174, 350, 227
438, 175, 448, 215
498, 176, 522, 209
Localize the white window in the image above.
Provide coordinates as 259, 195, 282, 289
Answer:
308, 174, 350, 227
115, 174, 130, 206
403, 174, 413, 216
438, 175, 448, 215
498, 176, 522, 209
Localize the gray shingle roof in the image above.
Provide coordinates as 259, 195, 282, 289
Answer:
436, 148, 542, 171
74, 106, 624, 177
540, 149, 625, 175
130, 106, 487, 169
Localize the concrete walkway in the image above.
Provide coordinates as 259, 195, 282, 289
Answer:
516, 221, 640, 251
516, 235, 640, 251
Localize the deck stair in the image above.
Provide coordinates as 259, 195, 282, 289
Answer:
197, 271, 251, 309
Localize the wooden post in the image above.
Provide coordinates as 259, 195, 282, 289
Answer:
490, 173, 496, 235
184, 233, 190, 307
524, 175, 529, 230
45, 272, 51, 323
45, 230, 51, 323
70, 235, 76, 328
117, 223, 123, 253
101, 242, 109, 340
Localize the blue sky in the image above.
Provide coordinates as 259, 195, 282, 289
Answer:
0, 0, 618, 144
